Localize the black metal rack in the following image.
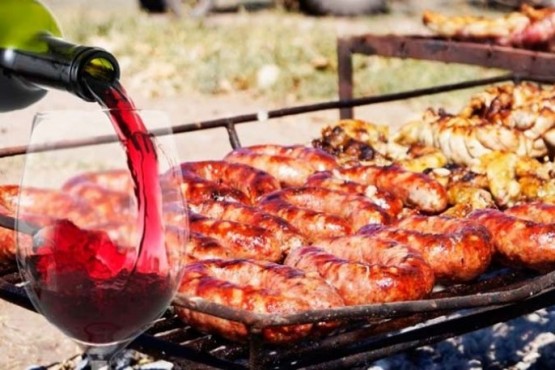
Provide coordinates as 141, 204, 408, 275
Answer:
336, 34, 555, 119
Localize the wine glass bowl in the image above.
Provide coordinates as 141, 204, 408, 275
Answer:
14, 110, 187, 366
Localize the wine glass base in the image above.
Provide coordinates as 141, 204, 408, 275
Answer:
78, 340, 131, 370
51, 349, 151, 370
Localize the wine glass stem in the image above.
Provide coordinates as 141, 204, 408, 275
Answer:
88, 353, 112, 370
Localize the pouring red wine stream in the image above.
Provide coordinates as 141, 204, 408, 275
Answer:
88, 80, 168, 273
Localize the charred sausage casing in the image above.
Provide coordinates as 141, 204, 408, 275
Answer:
259, 186, 388, 242
334, 165, 449, 213
176, 259, 344, 343
190, 200, 306, 255
162, 175, 251, 205
163, 160, 280, 205
284, 236, 434, 305
469, 208, 555, 272
188, 215, 283, 262
505, 201, 555, 224
360, 215, 494, 282
224, 144, 338, 187
305, 171, 404, 219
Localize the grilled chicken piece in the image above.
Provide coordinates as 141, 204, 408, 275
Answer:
312, 119, 391, 166
395, 108, 547, 167
461, 82, 555, 146
443, 183, 496, 218
471, 151, 555, 207
422, 9, 528, 40
396, 145, 448, 173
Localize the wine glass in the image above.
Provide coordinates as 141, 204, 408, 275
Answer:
14, 110, 188, 369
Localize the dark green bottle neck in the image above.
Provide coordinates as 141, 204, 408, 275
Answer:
0, 34, 120, 102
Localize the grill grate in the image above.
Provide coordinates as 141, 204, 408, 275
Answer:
2, 37, 555, 368
2, 261, 555, 369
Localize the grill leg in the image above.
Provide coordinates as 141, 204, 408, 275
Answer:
225, 122, 242, 149
337, 37, 354, 120
248, 329, 267, 369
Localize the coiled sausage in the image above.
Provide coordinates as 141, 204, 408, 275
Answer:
359, 215, 494, 282
333, 165, 449, 213
176, 258, 344, 343
469, 208, 555, 272
284, 236, 434, 305
259, 187, 388, 242
224, 144, 337, 186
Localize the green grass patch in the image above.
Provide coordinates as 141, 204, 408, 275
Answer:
58, 6, 502, 104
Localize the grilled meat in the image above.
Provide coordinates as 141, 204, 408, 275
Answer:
285, 236, 434, 305
423, 5, 555, 50
224, 144, 337, 187
176, 259, 344, 343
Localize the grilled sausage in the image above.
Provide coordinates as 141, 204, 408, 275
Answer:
176, 258, 344, 343
224, 144, 338, 186
305, 171, 404, 219
284, 236, 434, 305
188, 215, 283, 262
163, 201, 285, 262
0, 185, 99, 227
359, 215, 494, 282
190, 200, 306, 255
0, 185, 92, 262
334, 165, 449, 213
245, 144, 339, 169
162, 175, 251, 205
258, 187, 388, 242
84, 218, 224, 265
505, 201, 555, 224
164, 160, 280, 204
62, 169, 133, 194
0, 204, 17, 261
182, 231, 233, 263
469, 208, 555, 272
62, 182, 134, 223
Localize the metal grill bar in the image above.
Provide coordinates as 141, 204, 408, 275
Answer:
296, 286, 555, 370
0, 74, 526, 159
170, 268, 555, 329
337, 34, 555, 118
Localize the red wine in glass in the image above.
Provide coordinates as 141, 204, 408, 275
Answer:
18, 80, 186, 367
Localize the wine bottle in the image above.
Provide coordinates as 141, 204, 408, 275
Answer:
0, 0, 120, 112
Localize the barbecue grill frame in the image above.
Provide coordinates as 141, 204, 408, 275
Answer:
2, 37, 555, 369
337, 34, 555, 119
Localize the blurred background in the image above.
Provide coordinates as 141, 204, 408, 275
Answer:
40, 0, 509, 103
